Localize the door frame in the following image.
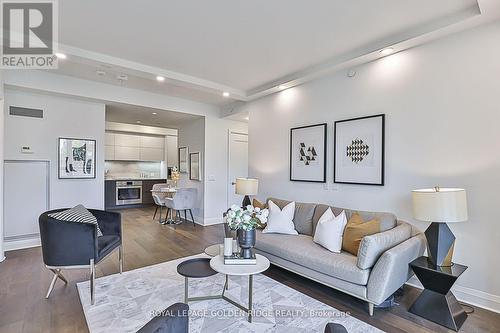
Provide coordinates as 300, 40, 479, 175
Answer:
226, 129, 249, 208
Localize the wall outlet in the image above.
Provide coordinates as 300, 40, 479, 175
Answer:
208, 175, 216, 181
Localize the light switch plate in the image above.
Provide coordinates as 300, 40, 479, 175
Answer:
21, 146, 34, 154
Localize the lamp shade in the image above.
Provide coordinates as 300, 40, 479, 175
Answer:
412, 187, 468, 223
235, 178, 258, 195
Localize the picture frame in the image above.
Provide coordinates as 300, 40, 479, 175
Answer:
189, 152, 201, 181
289, 123, 327, 183
334, 114, 385, 185
178, 146, 189, 173
58, 137, 96, 179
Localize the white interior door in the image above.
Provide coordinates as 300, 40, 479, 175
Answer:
228, 131, 249, 207
4, 160, 50, 240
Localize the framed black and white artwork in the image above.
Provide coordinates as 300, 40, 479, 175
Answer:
334, 114, 385, 185
290, 123, 327, 183
189, 152, 201, 181
178, 146, 189, 173
58, 138, 96, 179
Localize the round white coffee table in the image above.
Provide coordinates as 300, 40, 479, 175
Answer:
204, 244, 222, 257
210, 254, 270, 323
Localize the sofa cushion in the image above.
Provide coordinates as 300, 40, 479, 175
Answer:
357, 222, 412, 269
267, 197, 316, 236
313, 204, 396, 235
255, 230, 370, 285
342, 213, 381, 256
262, 200, 297, 235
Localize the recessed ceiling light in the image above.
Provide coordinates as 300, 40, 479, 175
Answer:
152, 112, 157, 115
222, 92, 230, 97
379, 47, 394, 56
136, 120, 141, 124
156, 76, 165, 82
55, 52, 66, 59
117, 74, 128, 81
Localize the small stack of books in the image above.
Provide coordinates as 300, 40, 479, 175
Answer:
224, 253, 257, 265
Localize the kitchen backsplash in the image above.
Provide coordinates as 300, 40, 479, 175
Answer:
105, 161, 162, 179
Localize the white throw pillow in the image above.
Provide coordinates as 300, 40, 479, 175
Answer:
313, 208, 347, 253
262, 200, 298, 235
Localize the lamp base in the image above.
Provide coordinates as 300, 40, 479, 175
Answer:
425, 222, 456, 267
242, 195, 251, 208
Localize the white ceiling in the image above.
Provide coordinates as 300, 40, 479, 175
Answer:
47, 0, 498, 107
58, 0, 477, 91
105, 102, 203, 127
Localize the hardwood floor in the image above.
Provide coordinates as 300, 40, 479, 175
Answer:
0, 206, 498, 333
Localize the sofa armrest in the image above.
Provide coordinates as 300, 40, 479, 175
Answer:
357, 222, 412, 269
366, 233, 426, 304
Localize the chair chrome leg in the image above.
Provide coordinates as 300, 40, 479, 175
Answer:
90, 259, 95, 305
45, 269, 68, 299
184, 277, 188, 303
119, 245, 123, 274
45, 272, 58, 299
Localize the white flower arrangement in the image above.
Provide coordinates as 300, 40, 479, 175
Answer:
225, 204, 269, 231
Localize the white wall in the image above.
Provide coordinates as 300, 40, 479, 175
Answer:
242, 21, 500, 311
177, 117, 205, 222
0, 71, 4, 261
4, 89, 105, 211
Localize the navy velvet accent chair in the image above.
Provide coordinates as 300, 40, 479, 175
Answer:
137, 303, 189, 333
39, 208, 122, 305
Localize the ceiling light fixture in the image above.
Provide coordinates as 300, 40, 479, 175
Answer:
379, 47, 394, 56
136, 120, 141, 124
55, 52, 67, 59
156, 76, 165, 82
278, 85, 286, 90
152, 112, 157, 115
222, 92, 230, 97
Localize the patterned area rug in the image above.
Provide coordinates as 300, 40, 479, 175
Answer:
77, 254, 383, 333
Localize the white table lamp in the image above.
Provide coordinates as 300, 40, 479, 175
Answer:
235, 178, 259, 207
412, 187, 468, 266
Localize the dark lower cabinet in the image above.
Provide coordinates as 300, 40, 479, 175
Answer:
105, 180, 117, 209
105, 179, 167, 210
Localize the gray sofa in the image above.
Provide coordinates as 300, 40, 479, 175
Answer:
254, 198, 426, 316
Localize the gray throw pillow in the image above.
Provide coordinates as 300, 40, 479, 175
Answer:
49, 205, 103, 236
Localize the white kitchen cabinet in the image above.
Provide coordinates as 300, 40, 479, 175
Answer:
105, 145, 115, 160
140, 135, 164, 149
166, 135, 178, 167
140, 147, 164, 161
115, 133, 140, 147
105, 132, 115, 146
115, 146, 140, 160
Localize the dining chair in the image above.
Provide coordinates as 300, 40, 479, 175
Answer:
151, 183, 170, 220
164, 188, 197, 227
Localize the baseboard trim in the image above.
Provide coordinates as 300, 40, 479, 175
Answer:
406, 277, 500, 314
4, 236, 41, 252
202, 217, 223, 226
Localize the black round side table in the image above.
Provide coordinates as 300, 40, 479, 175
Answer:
176, 258, 218, 303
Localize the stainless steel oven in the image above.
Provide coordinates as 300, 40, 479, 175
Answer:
116, 181, 143, 205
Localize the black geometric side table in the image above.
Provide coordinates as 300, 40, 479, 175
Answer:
409, 256, 468, 331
